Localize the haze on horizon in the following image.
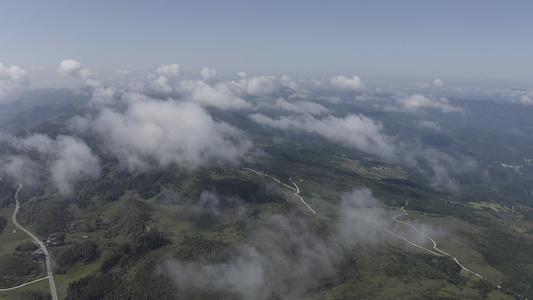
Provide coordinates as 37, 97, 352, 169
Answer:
1, 1, 533, 89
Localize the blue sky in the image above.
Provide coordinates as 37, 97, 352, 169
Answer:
1, 1, 533, 87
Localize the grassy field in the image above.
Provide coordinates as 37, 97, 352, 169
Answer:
0, 278, 51, 299
1, 146, 532, 299
0, 205, 51, 299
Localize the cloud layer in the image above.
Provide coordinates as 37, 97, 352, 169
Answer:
250, 113, 397, 160
166, 188, 440, 299
387, 94, 466, 114
1, 133, 100, 194
72, 93, 252, 171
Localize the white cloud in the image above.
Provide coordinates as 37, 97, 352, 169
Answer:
417, 120, 443, 132
88, 87, 118, 107
249, 111, 475, 192
491, 88, 533, 105
229, 75, 277, 96
147, 64, 182, 94
3, 133, 100, 194
76, 96, 252, 171
520, 94, 533, 104
180, 80, 251, 110
57, 59, 82, 76
0, 62, 29, 104
148, 74, 173, 93
310, 78, 324, 86
166, 187, 441, 299
249, 113, 397, 161
57, 59, 101, 88
49, 136, 101, 194
201, 67, 217, 81
433, 78, 444, 87
279, 74, 309, 99
155, 64, 181, 77
0, 156, 41, 187
330, 75, 364, 90
388, 94, 466, 114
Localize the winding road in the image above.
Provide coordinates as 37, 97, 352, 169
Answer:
391, 202, 485, 279
8, 183, 58, 300
243, 168, 316, 214
385, 201, 519, 295
243, 167, 522, 297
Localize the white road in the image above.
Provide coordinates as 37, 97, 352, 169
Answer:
243, 168, 316, 214
0, 276, 49, 291
391, 202, 485, 279
10, 183, 58, 300
243, 167, 519, 296
384, 201, 528, 297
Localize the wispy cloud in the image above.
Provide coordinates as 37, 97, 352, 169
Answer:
249, 112, 398, 160
166, 188, 441, 299
249, 111, 475, 192
386, 94, 466, 114
1, 133, 100, 194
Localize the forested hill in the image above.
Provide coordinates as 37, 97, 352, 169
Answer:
0, 88, 533, 300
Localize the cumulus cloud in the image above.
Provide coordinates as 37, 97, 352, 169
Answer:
493, 88, 533, 105
388, 94, 466, 114
57, 60, 82, 76
147, 64, 182, 93
200, 67, 216, 81
249, 111, 475, 192
2, 134, 100, 194
229, 75, 277, 96
88, 87, 118, 107
57, 59, 101, 88
0, 62, 29, 104
433, 78, 444, 87
148, 74, 173, 93
156, 64, 181, 77
279, 74, 309, 99
74, 95, 252, 171
166, 188, 440, 299
330, 75, 364, 90
180, 80, 251, 110
249, 113, 397, 160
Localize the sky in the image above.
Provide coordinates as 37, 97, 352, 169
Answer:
1, 1, 533, 88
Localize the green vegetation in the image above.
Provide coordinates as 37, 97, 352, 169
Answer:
14, 241, 38, 252
52, 241, 99, 274
4, 289, 51, 300
0, 216, 6, 233
0, 253, 43, 288
1, 93, 533, 299
17, 197, 71, 236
